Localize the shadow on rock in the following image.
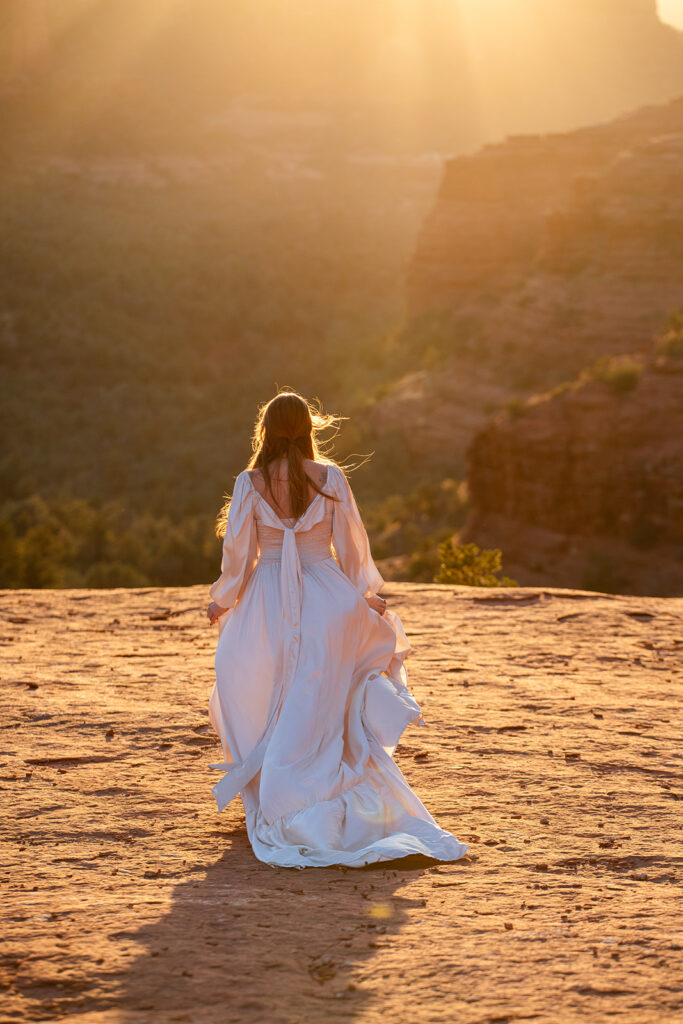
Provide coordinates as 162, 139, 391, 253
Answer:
92, 824, 457, 1023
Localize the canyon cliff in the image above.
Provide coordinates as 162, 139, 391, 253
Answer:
407, 96, 683, 377
462, 334, 683, 596
380, 95, 683, 472
382, 92, 683, 595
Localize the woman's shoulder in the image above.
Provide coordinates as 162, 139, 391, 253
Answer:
234, 468, 257, 495
304, 458, 337, 488
310, 460, 352, 494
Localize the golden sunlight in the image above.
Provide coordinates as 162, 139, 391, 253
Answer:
658, 0, 683, 29
2, 1, 683, 1021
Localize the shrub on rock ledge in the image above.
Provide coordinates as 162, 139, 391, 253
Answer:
435, 540, 517, 587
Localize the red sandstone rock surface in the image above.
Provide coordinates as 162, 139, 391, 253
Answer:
1, 583, 682, 1022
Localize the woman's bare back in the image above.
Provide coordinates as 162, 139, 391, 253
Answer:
248, 458, 329, 520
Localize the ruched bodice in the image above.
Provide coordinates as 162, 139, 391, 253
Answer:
256, 510, 334, 564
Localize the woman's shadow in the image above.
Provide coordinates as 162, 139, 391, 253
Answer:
96, 822, 457, 1023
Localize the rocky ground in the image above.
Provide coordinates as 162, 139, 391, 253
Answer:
1, 583, 681, 1023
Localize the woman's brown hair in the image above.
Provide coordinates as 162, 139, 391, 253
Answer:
216, 389, 343, 537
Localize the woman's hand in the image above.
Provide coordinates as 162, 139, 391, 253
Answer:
365, 594, 387, 616
207, 601, 228, 625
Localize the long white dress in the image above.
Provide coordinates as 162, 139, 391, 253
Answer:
207, 462, 468, 868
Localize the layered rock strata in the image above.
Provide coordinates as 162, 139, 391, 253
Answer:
462, 343, 683, 595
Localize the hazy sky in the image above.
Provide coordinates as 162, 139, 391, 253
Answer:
2, 0, 683, 157
658, 0, 683, 27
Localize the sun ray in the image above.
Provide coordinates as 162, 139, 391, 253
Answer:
2, 0, 190, 149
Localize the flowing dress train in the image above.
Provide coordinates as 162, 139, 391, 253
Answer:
207, 462, 468, 868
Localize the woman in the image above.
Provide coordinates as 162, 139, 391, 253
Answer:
206, 389, 467, 868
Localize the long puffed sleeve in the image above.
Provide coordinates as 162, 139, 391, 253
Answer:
209, 470, 258, 609
329, 463, 384, 598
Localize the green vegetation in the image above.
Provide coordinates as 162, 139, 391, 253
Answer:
397, 311, 485, 367
581, 354, 643, 394
365, 478, 470, 583
366, 479, 468, 559
5, 148, 671, 592
503, 397, 529, 419
0, 168, 410, 510
0, 163, 472, 588
434, 540, 517, 587
0, 494, 217, 589
655, 311, 683, 359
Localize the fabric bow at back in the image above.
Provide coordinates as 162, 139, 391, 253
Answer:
210, 494, 325, 811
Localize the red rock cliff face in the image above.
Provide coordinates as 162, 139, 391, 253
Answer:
379, 96, 683, 471
408, 98, 683, 356
462, 342, 683, 596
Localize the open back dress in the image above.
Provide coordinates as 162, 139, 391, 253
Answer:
207, 462, 468, 868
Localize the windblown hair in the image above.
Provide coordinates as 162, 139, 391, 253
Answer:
216, 389, 344, 537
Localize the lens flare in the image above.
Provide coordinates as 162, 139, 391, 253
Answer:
368, 901, 394, 920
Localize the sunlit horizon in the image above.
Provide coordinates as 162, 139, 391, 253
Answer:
2, 1, 683, 154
